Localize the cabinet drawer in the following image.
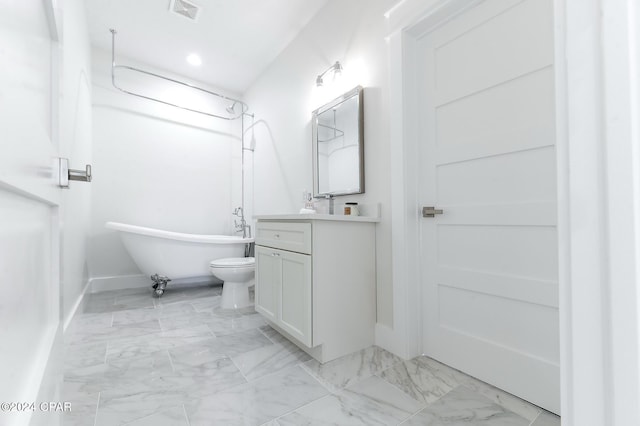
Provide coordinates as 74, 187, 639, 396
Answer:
255, 222, 311, 254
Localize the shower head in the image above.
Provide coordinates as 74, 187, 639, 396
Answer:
226, 102, 237, 114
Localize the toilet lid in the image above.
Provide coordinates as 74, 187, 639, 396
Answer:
210, 257, 255, 268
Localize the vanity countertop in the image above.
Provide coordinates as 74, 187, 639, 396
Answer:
254, 213, 380, 223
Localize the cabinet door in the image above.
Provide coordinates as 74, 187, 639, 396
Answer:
279, 250, 312, 347
255, 246, 279, 323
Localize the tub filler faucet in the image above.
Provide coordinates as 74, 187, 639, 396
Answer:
233, 207, 252, 239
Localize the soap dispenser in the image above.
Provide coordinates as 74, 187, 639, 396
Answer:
300, 190, 316, 214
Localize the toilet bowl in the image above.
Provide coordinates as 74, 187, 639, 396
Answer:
209, 257, 255, 309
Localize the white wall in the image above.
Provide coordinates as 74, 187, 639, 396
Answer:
89, 49, 243, 282
60, 0, 93, 327
244, 0, 396, 326
557, 0, 640, 424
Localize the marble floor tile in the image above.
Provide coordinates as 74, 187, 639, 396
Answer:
63, 396, 99, 426
190, 294, 222, 312
64, 340, 108, 370
169, 356, 247, 399
158, 311, 218, 331
67, 318, 161, 346
64, 284, 559, 426
403, 357, 542, 422
112, 291, 156, 310
123, 405, 189, 426
65, 351, 175, 396
111, 302, 195, 326
531, 410, 561, 426
105, 324, 214, 362
277, 375, 424, 426
185, 365, 328, 426
63, 380, 100, 426
95, 391, 187, 426
379, 356, 458, 404
402, 385, 530, 426
66, 311, 113, 333
167, 338, 229, 368
232, 339, 311, 381
169, 328, 273, 361
302, 345, 403, 391
206, 311, 267, 336
81, 297, 117, 315
63, 380, 100, 405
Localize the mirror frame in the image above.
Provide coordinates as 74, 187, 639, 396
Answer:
311, 85, 364, 198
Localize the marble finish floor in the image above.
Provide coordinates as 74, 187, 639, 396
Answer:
64, 283, 561, 425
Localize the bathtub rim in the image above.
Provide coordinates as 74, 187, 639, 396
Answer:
105, 221, 254, 244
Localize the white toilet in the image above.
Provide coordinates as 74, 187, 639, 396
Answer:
209, 257, 255, 309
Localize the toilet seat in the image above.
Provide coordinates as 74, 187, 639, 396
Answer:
210, 257, 255, 268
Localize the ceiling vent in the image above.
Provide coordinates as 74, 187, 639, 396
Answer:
169, 0, 201, 21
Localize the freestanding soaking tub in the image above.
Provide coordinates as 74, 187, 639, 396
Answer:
105, 221, 253, 296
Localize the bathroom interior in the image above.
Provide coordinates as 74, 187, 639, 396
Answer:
4, 0, 640, 425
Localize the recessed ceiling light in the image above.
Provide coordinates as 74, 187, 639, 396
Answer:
186, 53, 202, 66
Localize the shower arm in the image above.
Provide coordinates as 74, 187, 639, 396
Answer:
109, 29, 248, 121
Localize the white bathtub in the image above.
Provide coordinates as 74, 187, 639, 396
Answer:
105, 222, 253, 281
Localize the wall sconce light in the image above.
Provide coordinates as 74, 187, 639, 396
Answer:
316, 61, 343, 87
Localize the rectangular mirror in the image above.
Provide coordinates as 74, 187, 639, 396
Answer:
312, 86, 364, 197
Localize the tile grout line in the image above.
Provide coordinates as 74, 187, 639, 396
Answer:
373, 369, 430, 411
268, 391, 335, 424
257, 326, 280, 344
528, 410, 542, 426
182, 403, 191, 426
167, 349, 177, 373
92, 391, 101, 426
228, 355, 251, 384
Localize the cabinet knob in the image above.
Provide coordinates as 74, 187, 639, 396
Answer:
274, 234, 280, 238
271, 253, 280, 257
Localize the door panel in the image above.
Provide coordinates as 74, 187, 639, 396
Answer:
0, 2, 61, 424
419, 0, 559, 413
432, 0, 553, 105
255, 246, 279, 323
280, 251, 312, 346
436, 68, 555, 164
436, 147, 556, 206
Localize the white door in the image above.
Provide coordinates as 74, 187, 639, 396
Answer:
418, 0, 559, 413
0, 2, 62, 425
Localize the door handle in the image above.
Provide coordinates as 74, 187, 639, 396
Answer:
59, 158, 92, 188
69, 164, 92, 182
422, 206, 443, 218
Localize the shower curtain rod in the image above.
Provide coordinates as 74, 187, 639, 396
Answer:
109, 29, 248, 121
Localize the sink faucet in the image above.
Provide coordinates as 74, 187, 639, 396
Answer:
233, 207, 252, 238
324, 194, 335, 215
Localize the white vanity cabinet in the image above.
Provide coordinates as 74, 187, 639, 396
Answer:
254, 216, 378, 363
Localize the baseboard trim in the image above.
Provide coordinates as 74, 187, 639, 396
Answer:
63, 279, 91, 332
89, 274, 150, 293
375, 322, 414, 360
19, 324, 62, 426
88, 274, 218, 294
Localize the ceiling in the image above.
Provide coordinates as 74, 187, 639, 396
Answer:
85, 0, 328, 94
